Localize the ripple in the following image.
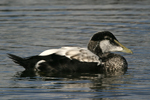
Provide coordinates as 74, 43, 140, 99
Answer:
0, 0, 150, 99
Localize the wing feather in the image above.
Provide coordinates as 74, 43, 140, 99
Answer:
39, 47, 101, 65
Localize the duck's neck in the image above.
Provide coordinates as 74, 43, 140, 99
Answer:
87, 40, 103, 57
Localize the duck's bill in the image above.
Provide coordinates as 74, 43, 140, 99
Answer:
114, 40, 133, 54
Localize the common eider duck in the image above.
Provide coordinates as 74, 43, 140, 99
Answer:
8, 31, 132, 72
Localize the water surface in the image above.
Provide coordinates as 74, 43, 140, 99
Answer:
0, 0, 150, 99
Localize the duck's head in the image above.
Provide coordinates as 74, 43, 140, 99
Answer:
88, 31, 132, 56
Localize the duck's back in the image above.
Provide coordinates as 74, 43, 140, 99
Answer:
39, 47, 101, 64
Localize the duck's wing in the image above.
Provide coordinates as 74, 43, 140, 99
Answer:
39, 47, 101, 65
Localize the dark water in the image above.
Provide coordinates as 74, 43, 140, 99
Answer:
0, 0, 150, 99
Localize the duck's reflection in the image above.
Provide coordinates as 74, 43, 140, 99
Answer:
15, 69, 127, 80
14, 69, 128, 98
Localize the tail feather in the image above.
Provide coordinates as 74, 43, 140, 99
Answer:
8, 53, 44, 70
8, 53, 26, 67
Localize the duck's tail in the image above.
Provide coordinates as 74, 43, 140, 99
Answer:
8, 54, 27, 68
8, 53, 49, 71
7, 53, 38, 71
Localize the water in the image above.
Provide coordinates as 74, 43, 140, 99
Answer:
0, 0, 150, 99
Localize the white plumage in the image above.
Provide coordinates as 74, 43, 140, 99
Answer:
35, 60, 46, 71
39, 47, 101, 65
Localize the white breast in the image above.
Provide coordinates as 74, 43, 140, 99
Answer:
39, 47, 101, 65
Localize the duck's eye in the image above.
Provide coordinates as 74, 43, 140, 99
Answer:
105, 38, 109, 40
104, 36, 112, 40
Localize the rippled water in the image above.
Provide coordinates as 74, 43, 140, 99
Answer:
0, 0, 150, 99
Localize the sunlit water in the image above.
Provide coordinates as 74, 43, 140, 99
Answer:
0, 0, 150, 99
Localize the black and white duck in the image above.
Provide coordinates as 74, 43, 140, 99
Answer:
8, 31, 132, 72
